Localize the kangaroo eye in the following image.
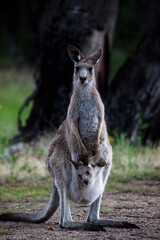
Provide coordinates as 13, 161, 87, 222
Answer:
86, 171, 90, 175
76, 66, 80, 72
88, 67, 93, 72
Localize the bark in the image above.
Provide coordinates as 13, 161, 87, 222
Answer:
105, 23, 160, 143
14, 0, 119, 142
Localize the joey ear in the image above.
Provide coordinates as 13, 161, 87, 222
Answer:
68, 159, 80, 169
86, 48, 103, 65
68, 45, 84, 63
96, 160, 107, 168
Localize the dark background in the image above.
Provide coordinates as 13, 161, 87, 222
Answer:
1, 0, 160, 143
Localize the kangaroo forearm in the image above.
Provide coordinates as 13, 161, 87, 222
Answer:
97, 118, 103, 143
72, 124, 87, 154
94, 118, 103, 154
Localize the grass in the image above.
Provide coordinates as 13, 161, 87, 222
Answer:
100, 209, 113, 214
0, 230, 12, 235
0, 204, 37, 213
110, 134, 160, 182
0, 132, 159, 184
110, 49, 128, 81
0, 183, 51, 203
0, 134, 52, 182
106, 182, 124, 191
0, 68, 34, 138
116, 197, 132, 201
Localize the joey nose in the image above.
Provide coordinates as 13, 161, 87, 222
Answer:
80, 76, 87, 84
84, 180, 89, 185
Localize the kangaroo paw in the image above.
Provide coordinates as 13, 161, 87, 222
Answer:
60, 221, 106, 231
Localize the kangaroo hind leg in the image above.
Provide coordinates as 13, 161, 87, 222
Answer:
59, 185, 105, 231
87, 195, 139, 229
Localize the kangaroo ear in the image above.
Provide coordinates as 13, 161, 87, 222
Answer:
86, 48, 103, 65
68, 45, 84, 63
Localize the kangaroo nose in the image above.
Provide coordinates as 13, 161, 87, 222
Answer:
80, 77, 87, 84
84, 180, 89, 185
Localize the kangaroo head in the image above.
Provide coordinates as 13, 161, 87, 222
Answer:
68, 45, 102, 85
68, 158, 107, 186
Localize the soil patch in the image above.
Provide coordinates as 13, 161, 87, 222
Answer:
0, 180, 160, 240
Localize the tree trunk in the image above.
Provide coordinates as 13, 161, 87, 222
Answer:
14, 0, 119, 142
105, 22, 160, 143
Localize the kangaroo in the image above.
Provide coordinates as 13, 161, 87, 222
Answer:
0, 46, 138, 231
66, 45, 106, 164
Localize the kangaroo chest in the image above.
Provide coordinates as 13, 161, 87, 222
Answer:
78, 98, 99, 150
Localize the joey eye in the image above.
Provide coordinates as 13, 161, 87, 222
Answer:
88, 67, 93, 72
86, 171, 90, 175
91, 164, 96, 168
97, 162, 107, 168
97, 163, 102, 167
78, 174, 82, 179
76, 66, 80, 72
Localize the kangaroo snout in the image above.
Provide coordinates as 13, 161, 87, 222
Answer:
80, 76, 87, 84
84, 179, 89, 185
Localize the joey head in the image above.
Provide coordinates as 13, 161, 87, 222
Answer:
68, 158, 107, 187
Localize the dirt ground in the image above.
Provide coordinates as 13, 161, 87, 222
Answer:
0, 180, 159, 240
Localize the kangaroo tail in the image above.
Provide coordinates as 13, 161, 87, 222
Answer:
0, 182, 59, 223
